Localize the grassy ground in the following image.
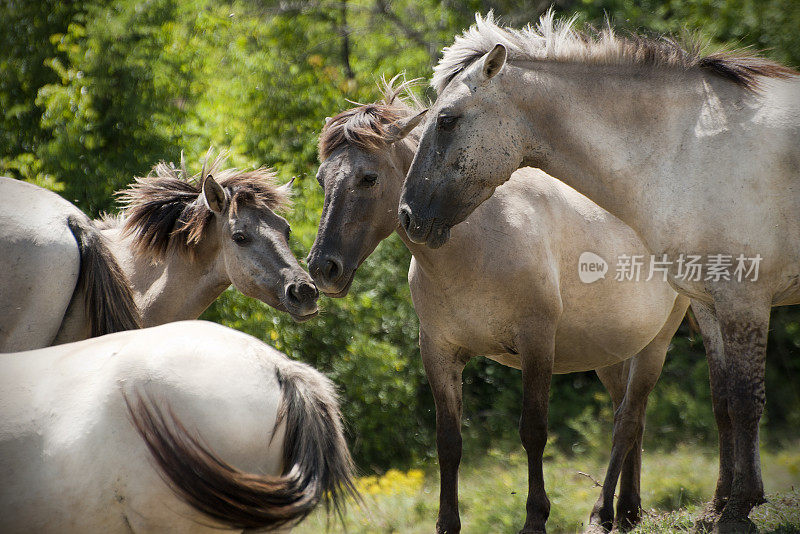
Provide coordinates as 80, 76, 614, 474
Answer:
296, 444, 800, 533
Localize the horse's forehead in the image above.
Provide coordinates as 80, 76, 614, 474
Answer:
437, 66, 480, 103
322, 147, 381, 180
231, 202, 278, 226
459, 71, 483, 95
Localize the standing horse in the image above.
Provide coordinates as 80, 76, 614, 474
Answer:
399, 12, 800, 532
0, 152, 318, 352
0, 320, 356, 533
308, 79, 689, 534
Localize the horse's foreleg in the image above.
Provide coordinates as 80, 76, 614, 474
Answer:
517, 324, 556, 534
691, 300, 735, 532
714, 297, 770, 532
420, 329, 467, 534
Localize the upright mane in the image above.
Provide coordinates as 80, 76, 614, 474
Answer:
117, 151, 291, 260
318, 75, 424, 160
433, 10, 798, 94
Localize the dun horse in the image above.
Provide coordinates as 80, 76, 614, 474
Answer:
399, 12, 799, 532
0, 152, 318, 351
0, 320, 356, 533
308, 79, 689, 534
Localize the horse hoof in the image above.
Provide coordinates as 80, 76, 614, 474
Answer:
717, 509, 758, 534
435, 517, 461, 534
616, 515, 641, 532
693, 519, 717, 534
693, 502, 722, 534
716, 498, 761, 534
615, 504, 642, 532
693, 504, 758, 534
583, 524, 610, 534
715, 519, 758, 534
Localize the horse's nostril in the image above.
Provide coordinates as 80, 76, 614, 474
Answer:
324, 258, 342, 280
298, 282, 318, 301
287, 283, 301, 303
399, 205, 413, 232
287, 281, 318, 307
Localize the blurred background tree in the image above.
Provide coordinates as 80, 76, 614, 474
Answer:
1, 0, 798, 470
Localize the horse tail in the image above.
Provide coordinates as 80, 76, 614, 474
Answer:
123, 363, 358, 531
274, 362, 359, 521
66, 215, 142, 337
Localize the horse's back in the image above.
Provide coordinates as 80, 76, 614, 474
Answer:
0, 178, 83, 351
0, 321, 286, 533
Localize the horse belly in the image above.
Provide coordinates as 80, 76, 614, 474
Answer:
554, 278, 676, 373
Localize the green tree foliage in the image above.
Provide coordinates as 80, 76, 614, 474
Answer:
33, 0, 194, 215
0, 0, 83, 190
1, 0, 798, 470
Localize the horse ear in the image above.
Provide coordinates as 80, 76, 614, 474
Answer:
277, 177, 295, 197
385, 109, 428, 143
202, 174, 228, 214
483, 43, 507, 80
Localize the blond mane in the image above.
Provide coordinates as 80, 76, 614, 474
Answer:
432, 10, 797, 94
318, 75, 425, 160
116, 150, 291, 260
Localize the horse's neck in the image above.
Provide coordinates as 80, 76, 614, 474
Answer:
103, 225, 230, 327
510, 62, 721, 251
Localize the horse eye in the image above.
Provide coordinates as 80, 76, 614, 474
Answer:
437, 115, 458, 131
362, 172, 378, 186
232, 231, 248, 245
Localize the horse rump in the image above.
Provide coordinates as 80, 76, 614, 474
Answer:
123, 366, 357, 531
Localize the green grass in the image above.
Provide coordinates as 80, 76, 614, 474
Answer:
297, 444, 800, 533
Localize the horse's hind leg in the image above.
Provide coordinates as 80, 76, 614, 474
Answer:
617, 296, 688, 530
591, 360, 631, 533
590, 295, 688, 533
591, 352, 661, 533
611, 348, 665, 531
